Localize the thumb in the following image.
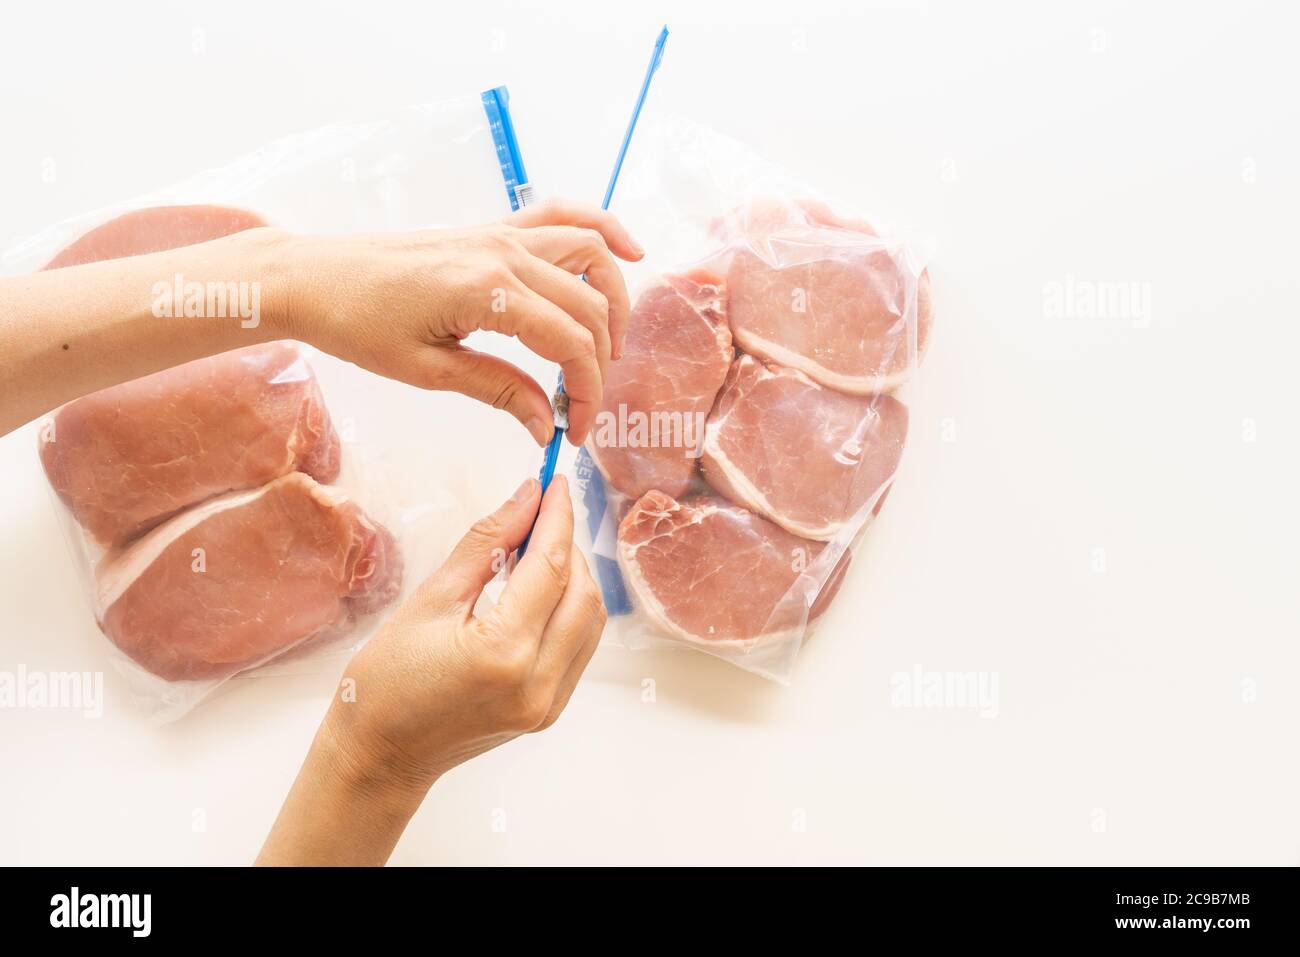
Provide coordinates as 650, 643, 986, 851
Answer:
407, 477, 542, 618
423, 347, 556, 447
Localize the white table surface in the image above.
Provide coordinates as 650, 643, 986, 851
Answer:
1, 0, 1297, 865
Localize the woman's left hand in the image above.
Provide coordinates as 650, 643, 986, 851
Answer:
274, 199, 642, 447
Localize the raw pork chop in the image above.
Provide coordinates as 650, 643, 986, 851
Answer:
701, 354, 908, 540
40, 342, 340, 546
42, 205, 267, 270
96, 472, 402, 681
617, 490, 849, 647
719, 198, 933, 395
587, 270, 733, 499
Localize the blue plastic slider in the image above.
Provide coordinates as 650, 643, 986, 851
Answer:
518, 25, 669, 558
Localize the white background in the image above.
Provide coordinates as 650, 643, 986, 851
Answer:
1, 0, 1297, 865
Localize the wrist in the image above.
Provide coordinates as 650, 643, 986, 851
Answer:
319, 702, 439, 813
232, 226, 316, 345
256, 707, 433, 866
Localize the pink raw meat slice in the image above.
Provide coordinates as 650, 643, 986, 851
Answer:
617, 490, 849, 647
587, 270, 733, 499
719, 198, 933, 395
701, 354, 908, 540
96, 472, 402, 681
40, 341, 340, 546
42, 205, 267, 270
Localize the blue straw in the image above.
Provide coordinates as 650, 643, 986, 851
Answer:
519, 26, 669, 557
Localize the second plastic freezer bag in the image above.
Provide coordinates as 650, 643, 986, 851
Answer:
571, 115, 933, 682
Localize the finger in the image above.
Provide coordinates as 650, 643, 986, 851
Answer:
488, 475, 574, 644
418, 347, 554, 447
536, 548, 605, 732
512, 225, 632, 360
490, 281, 601, 443
583, 251, 632, 360
510, 253, 611, 385
536, 608, 602, 732
506, 198, 644, 262
405, 478, 541, 618
534, 544, 605, 686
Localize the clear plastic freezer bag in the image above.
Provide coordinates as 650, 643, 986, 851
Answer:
10, 93, 528, 720
2, 96, 522, 274
567, 114, 933, 683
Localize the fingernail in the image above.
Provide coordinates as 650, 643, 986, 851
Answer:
511, 477, 538, 502
525, 416, 552, 447
628, 235, 645, 258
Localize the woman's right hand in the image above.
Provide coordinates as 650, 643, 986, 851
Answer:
272, 199, 642, 447
258, 473, 604, 866
323, 474, 604, 792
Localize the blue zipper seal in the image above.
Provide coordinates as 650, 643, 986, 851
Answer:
481, 86, 532, 212
519, 26, 669, 561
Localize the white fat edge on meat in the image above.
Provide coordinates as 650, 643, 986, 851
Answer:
95, 474, 350, 612
707, 421, 893, 542
731, 326, 915, 395
704, 361, 846, 541
703, 433, 837, 542
704, 361, 902, 541
617, 542, 805, 652
616, 499, 805, 651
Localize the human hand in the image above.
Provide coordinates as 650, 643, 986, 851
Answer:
278, 199, 642, 445
257, 474, 604, 865
329, 474, 603, 784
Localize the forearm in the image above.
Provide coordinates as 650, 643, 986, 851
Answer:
0, 227, 296, 435
256, 707, 431, 867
